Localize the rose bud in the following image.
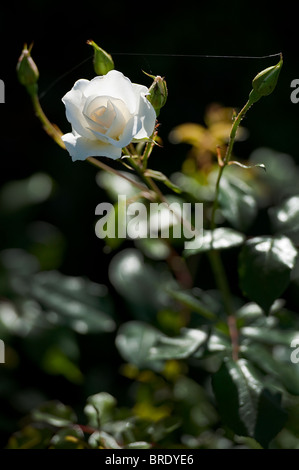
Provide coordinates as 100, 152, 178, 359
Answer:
87, 40, 114, 76
16, 43, 39, 93
147, 75, 168, 116
249, 54, 283, 104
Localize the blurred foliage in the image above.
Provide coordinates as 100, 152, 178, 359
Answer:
2, 59, 299, 449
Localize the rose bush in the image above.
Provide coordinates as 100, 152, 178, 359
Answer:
62, 70, 157, 161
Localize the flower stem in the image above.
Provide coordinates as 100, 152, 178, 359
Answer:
223, 100, 251, 165
210, 100, 250, 230
29, 91, 66, 149
87, 156, 148, 192
127, 156, 201, 240
208, 250, 233, 316
208, 100, 251, 360
142, 135, 156, 170
210, 165, 224, 231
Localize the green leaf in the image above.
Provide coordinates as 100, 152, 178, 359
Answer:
144, 169, 182, 193
236, 299, 284, 323
29, 271, 115, 333
241, 326, 299, 346
6, 425, 54, 449
239, 235, 297, 314
242, 343, 299, 396
50, 426, 85, 449
249, 148, 299, 199
269, 196, 299, 244
102, 417, 136, 443
193, 330, 231, 358
254, 388, 286, 448
109, 249, 170, 321
96, 170, 143, 201
145, 416, 182, 442
126, 441, 152, 449
218, 176, 257, 231
166, 288, 217, 321
183, 227, 245, 256
135, 238, 171, 260
115, 321, 164, 369
228, 161, 266, 171
170, 172, 215, 202
212, 358, 286, 447
84, 393, 117, 428
149, 328, 207, 360
42, 346, 83, 384
88, 431, 122, 449
31, 401, 77, 427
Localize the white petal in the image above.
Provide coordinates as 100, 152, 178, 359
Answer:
132, 83, 150, 97
106, 98, 132, 140
62, 132, 122, 161
84, 70, 138, 113
83, 95, 115, 133
132, 87, 156, 140
62, 79, 94, 139
82, 95, 132, 141
89, 114, 135, 148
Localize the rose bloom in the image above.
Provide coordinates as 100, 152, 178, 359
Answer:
61, 70, 156, 161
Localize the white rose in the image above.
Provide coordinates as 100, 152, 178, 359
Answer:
61, 70, 156, 161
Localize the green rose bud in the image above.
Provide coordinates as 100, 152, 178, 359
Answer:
87, 40, 114, 76
16, 43, 39, 94
248, 54, 283, 104
146, 75, 168, 116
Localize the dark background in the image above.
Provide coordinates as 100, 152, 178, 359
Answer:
0, 0, 299, 446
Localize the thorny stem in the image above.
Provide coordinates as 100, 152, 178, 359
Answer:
209, 100, 251, 361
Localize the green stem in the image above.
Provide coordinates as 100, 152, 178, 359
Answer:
126, 156, 157, 194
223, 100, 251, 164
127, 156, 200, 239
87, 157, 149, 193
167, 288, 217, 321
208, 249, 239, 360
29, 91, 66, 149
208, 250, 233, 317
208, 100, 251, 360
210, 165, 224, 231
142, 137, 155, 170
210, 100, 251, 230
